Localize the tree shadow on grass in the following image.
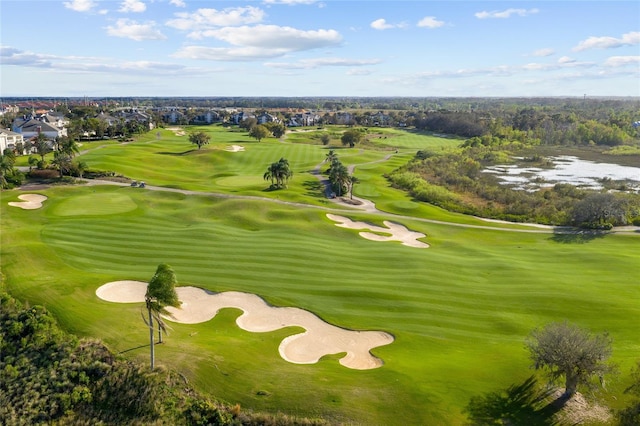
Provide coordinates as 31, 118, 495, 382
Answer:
550, 229, 608, 244
302, 178, 326, 198
157, 149, 198, 156
464, 376, 565, 425
119, 343, 150, 354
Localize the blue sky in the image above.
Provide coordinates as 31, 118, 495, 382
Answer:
1, 1, 639, 97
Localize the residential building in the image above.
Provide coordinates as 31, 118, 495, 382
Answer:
0, 129, 25, 154
12, 115, 67, 140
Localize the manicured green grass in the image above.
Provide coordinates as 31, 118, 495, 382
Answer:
2, 126, 639, 425
365, 128, 464, 150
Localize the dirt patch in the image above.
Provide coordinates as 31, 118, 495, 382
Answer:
550, 390, 613, 424
96, 281, 393, 370
338, 197, 363, 206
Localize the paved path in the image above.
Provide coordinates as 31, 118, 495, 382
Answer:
16, 153, 639, 236
34, 177, 633, 236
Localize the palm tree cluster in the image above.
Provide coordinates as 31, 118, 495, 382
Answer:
28, 133, 86, 178
263, 157, 293, 189
325, 150, 357, 198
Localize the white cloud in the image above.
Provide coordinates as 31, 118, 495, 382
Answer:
63, 0, 97, 12
166, 7, 265, 32
475, 8, 539, 19
347, 69, 372, 76
170, 0, 186, 7
603, 56, 640, 67
106, 19, 167, 41
265, 57, 382, 69
371, 19, 393, 30
531, 48, 555, 57
173, 46, 290, 61
1, 46, 215, 77
558, 56, 575, 64
522, 59, 594, 71
193, 25, 342, 50
119, 0, 146, 13
1, 46, 53, 67
173, 25, 342, 61
417, 16, 445, 29
573, 31, 640, 51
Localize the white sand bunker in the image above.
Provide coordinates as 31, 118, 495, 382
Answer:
96, 281, 393, 370
8, 194, 48, 210
166, 127, 186, 136
327, 214, 429, 248
225, 145, 245, 152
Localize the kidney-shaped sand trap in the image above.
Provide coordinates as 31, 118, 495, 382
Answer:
8, 194, 48, 210
327, 214, 429, 248
96, 280, 393, 370
225, 145, 245, 152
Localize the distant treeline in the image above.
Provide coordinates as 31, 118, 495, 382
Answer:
4, 95, 639, 112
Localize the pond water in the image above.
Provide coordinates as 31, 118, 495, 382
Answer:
483, 155, 640, 192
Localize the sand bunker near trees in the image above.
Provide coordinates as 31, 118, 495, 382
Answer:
225, 145, 245, 152
96, 281, 393, 370
327, 214, 429, 248
166, 127, 186, 136
8, 194, 48, 210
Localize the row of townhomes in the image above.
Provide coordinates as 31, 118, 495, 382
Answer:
1, 113, 68, 155
156, 106, 324, 127
1, 103, 396, 155
2, 107, 154, 155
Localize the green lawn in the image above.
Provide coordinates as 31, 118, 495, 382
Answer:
2, 126, 639, 425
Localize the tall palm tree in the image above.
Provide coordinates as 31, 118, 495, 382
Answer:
52, 151, 73, 177
329, 161, 350, 196
349, 175, 359, 200
34, 134, 50, 162
59, 136, 80, 157
263, 162, 278, 188
145, 263, 180, 369
324, 149, 338, 164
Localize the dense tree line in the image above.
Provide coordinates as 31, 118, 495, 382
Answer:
410, 108, 635, 146
5, 96, 637, 113
0, 292, 327, 426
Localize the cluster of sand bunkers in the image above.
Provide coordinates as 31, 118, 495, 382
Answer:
327, 214, 429, 248
9, 190, 433, 369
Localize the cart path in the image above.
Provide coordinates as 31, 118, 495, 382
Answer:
26, 178, 633, 235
